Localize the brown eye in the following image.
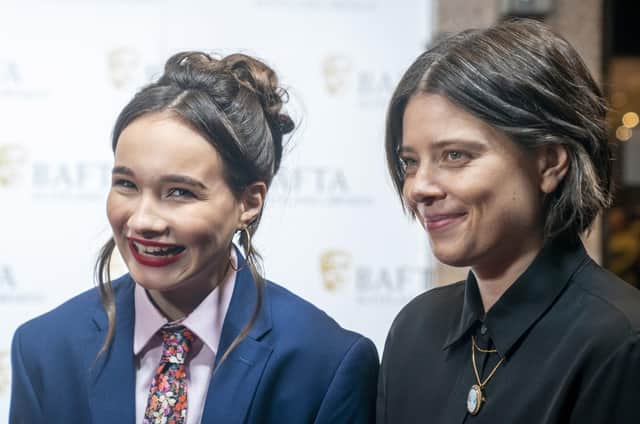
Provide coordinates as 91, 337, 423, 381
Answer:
443, 150, 472, 164
113, 179, 136, 189
167, 188, 196, 199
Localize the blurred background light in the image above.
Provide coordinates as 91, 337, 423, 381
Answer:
622, 111, 639, 128
616, 125, 633, 141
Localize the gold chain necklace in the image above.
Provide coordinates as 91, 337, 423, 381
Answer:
466, 336, 505, 416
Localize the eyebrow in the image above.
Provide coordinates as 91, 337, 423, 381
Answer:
399, 139, 488, 153
112, 165, 135, 176
397, 145, 415, 155
160, 175, 208, 190
111, 166, 208, 190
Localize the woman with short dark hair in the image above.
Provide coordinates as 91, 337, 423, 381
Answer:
378, 19, 640, 423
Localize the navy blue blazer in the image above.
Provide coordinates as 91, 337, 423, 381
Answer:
10, 260, 379, 423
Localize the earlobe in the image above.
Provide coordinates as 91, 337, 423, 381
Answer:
539, 144, 569, 194
239, 182, 267, 226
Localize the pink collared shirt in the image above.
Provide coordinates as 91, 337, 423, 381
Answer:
133, 254, 236, 424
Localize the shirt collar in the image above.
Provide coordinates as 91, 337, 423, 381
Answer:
443, 238, 589, 356
133, 248, 237, 356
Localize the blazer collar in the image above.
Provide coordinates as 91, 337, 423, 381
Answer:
216, 249, 273, 347
201, 248, 274, 422
88, 275, 137, 424
86, 249, 275, 424
443, 238, 589, 356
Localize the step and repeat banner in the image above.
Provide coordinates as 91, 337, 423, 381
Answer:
0, 0, 434, 417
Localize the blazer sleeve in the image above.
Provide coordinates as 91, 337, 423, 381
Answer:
9, 327, 44, 424
314, 336, 379, 424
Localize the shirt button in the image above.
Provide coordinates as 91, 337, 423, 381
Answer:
480, 325, 487, 335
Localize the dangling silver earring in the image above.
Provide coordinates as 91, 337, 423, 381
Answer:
229, 226, 251, 272
241, 226, 252, 257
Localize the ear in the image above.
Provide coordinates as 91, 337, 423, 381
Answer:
238, 181, 267, 227
537, 144, 569, 194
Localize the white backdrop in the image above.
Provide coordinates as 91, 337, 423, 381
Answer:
0, 0, 434, 418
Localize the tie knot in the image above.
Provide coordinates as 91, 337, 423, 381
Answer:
160, 325, 194, 365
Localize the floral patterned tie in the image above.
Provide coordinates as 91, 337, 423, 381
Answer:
144, 325, 195, 424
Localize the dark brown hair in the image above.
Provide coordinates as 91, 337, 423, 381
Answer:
386, 19, 612, 242
95, 51, 294, 362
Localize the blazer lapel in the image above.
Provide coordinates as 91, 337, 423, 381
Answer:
87, 277, 137, 424
201, 258, 274, 423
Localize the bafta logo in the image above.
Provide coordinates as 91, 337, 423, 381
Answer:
320, 250, 352, 292
322, 55, 352, 95
107, 47, 140, 90
0, 144, 26, 187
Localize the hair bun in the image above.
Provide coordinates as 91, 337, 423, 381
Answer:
160, 51, 225, 91
162, 52, 293, 134
222, 54, 287, 111
221, 53, 294, 137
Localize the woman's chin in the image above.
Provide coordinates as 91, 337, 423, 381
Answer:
431, 244, 473, 268
129, 271, 180, 293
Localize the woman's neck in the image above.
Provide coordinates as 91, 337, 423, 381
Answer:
148, 254, 232, 321
472, 238, 544, 313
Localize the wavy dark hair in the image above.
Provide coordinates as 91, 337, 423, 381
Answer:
386, 19, 612, 242
95, 51, 294, 363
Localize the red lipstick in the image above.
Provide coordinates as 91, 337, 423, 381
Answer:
128, 238, 185, 267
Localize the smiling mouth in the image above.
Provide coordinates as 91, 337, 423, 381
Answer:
127, 239, 186, 267
424, 213, 467, 231
130, 240, 185, 257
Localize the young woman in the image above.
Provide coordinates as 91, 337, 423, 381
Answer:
377, 20, 640, 423
10, 51, 378, 424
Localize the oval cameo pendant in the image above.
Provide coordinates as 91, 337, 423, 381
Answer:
467, 384, 483, 415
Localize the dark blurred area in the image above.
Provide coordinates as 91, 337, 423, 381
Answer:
604, 0, 640, 287
610, 0, 640, 55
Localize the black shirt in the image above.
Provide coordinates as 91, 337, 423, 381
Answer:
377, 240, 640, 423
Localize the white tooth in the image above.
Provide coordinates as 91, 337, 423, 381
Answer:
145, 245, 175, 255
131, 241, 181, 256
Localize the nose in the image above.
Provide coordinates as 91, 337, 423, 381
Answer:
127, 195, 169, 238
403, 162, 446, 207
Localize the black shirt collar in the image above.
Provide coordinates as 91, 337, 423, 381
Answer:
442, 238, 589, 356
